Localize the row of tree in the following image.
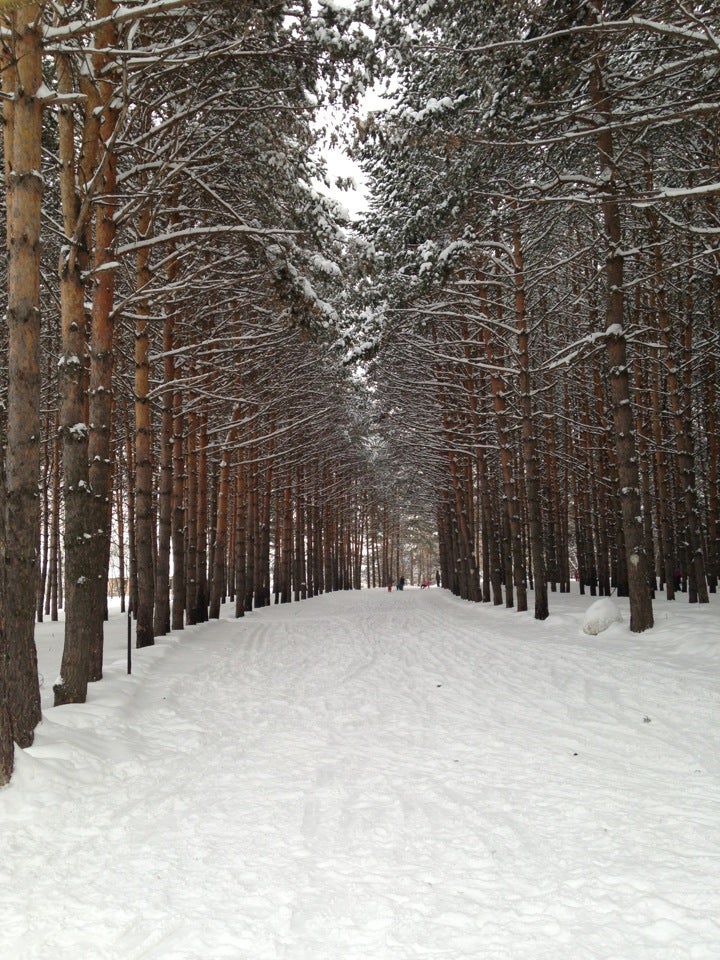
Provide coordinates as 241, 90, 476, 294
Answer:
356, 0, 719, 628
4, 0, 718, 790
0, 1, 398, 786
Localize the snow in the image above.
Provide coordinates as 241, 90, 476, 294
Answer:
310, 252, 342, 277
2, 587, 719, 959
68, 422, 89, 439
582, 597, 623, 635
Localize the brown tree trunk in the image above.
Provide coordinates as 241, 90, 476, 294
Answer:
591, 368, 612, 597
543, 410, 561, 593
512, 216, 548, 619
134, 201, 155, 648
37, 409, 51, 623
195, 410, 209, 622
281, 474, 293, 603
171, 386, 186, 630
115, 480, 126, 612
87, 0, 121, 679
47, 428, 61, 620
185, 400, 198, 624
2, 6, 43, 744
210, 409, 240, 619
234, 450, 247, 619
294, 465, 307, 600
244, 453, 257, 611
255, 458, 273, 608
706, 371, 719, 593
633, 348, 656, 597
53, 48, 95, 705
589, 52, 653, 632
0, 379, 13, 784
154, 327, 173, 636
313, 498, 325, 595
124, 403, 138, 619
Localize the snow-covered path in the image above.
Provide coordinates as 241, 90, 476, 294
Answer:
2, 588, 719, 959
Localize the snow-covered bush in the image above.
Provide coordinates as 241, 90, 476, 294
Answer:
582, 598, 623, 636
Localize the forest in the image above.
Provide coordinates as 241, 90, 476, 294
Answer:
1, 0, 718, 786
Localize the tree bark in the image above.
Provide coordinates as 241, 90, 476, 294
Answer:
589, 52, 653, 632
512, 215, 548, 619
171, 386, 186, 630
47, 429, 61, 620
2, 5, 43, 744
53, 49, 95, 706
210, 409, 240, 619
234, 451, 247, 619
185, 399, 198, 625
1, 379, 13, 784
87, 0, 121, 679
134, 201, 155, 648
154, 320, 173, 636
195, 411, 209, 622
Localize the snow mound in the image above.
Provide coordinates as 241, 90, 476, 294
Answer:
582, 597, 623, 635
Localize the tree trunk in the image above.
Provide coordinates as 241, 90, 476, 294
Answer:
115, 480, 126, 612
589, 52, 653, 632
210, 409, 240, 619
281, 474, 293, 603
2, 6, 43, 745
512, 215, 548, 619
1, 383, 13, 784
195, 411, 209, 622
294, 466, 307, 600
234, 451, 247, 619
171, 386, 186, 630
37, 410, 51, 623
48, 429, 61, 620
134, 201, 155, 648
53, 48, 95, 705
185, 400, 198, 624
87, 0, 121, 679
124, 404, 139, 619
255, 459, 273, 608
244, 454, 256, 611
154, 335, 173, 636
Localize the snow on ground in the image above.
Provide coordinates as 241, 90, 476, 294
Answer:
2, 587, 719, 960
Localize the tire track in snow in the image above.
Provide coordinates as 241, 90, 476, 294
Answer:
9, 588, 718, 960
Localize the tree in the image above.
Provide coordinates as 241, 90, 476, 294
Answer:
2, 2, 44, 743
359, 0, 719, 630
586, 13, 654, 631
0, 395, 12, 784
52, 40, 96, 705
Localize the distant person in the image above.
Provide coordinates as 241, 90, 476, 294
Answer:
397, 576, 405, 591
435, 569, 440, 587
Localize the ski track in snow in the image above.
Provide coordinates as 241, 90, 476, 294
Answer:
2, 588, 719, 959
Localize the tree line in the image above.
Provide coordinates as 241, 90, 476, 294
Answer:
0, 0, 402, 787
357, 0, 719, 629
